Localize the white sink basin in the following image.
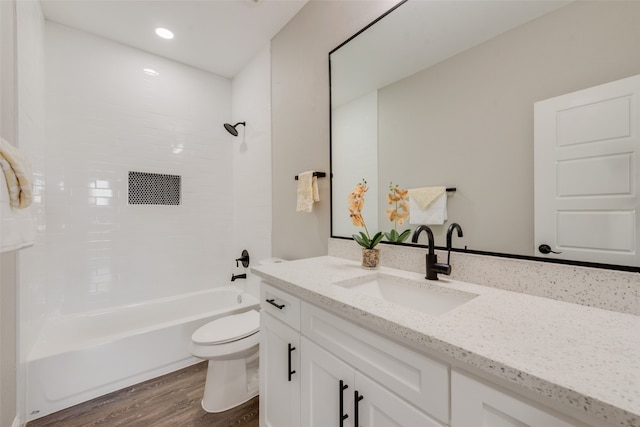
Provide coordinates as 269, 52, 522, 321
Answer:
335, 273, 477, 316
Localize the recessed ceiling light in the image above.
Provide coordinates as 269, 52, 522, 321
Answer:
155, 28, 174, 40
143, 68, 159, 76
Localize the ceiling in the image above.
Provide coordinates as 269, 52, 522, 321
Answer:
40, 0, 308, 79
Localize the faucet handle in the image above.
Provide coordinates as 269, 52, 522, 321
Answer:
235, 249, 250, 268
432, 262, 452, 276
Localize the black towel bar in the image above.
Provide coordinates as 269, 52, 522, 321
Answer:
295, 172, 326, 180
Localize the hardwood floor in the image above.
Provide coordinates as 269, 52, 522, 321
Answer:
27, 362, 259, 427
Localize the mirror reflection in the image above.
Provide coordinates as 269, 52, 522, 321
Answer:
330, 0, 640, 268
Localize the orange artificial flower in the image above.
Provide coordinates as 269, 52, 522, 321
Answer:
385, 182, 411, 242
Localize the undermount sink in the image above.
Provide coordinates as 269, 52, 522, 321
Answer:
335, 273, 477, 316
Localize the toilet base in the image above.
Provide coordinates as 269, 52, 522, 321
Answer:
201, 351, 259, 413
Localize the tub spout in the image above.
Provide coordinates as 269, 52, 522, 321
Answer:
231, 273, 246, 281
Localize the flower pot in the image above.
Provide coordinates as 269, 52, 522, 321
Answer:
361, 248, 380, 269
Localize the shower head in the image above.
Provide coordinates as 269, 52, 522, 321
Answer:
223, 122, 246, 137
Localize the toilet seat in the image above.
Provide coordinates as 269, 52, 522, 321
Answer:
192, 310, 259, 345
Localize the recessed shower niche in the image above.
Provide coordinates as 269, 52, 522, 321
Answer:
128, 171, 181, 205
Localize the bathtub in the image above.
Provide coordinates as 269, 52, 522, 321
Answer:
26, 286, 259, 422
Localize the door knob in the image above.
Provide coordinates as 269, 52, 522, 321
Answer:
538, 244, 562, 254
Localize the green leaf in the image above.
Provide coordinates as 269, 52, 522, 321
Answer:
370, 232, 384, 248
352, 234, 368, 248
397, 229, 411, 243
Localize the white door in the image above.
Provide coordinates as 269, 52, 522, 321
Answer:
259, 312, 301, 427
451, 371, 585, 427
301, 337, 355, 427
534, 74, 640, 266
356, 372, 445, 427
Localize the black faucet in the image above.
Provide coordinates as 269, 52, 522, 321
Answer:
446, 223, 463, 264
231, 273, 246, 281
411, 225, 451, 280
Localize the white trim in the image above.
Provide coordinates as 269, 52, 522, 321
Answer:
12, 415, 23, 427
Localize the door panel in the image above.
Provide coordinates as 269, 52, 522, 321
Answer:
534, 74, 640, 266
356, 373, 444, 427
301, 338, 354, 427
260, 312, 300, 427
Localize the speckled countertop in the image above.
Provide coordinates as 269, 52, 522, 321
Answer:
252, 256, 640, 427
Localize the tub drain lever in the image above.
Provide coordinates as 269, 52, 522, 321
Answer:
235, 249, 250, 268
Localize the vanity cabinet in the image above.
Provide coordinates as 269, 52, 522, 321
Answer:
259, 284, 301, 427
301, 302, 449, 425
260, 281, 594, 427
451, 371, 586, 427
301, 337, 444, 427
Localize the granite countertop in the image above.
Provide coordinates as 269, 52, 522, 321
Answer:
251, 255, 640, 427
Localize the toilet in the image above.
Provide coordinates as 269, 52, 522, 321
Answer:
189, 309, 260, 413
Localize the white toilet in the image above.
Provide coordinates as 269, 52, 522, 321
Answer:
189, 309, 260, 413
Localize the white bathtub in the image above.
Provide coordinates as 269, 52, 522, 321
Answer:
26, 286, 259, 422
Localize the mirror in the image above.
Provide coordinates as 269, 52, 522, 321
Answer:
330, 0, 640, 269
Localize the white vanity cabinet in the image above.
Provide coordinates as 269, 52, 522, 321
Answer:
259, 281, 595, 427
301, 337, 444, 427
451, 371, 587, 427
259, 284, 301, 427
259, 282, 448, 427
299, 301, 448, 426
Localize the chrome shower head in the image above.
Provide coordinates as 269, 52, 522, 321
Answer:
223, 122, 246, 137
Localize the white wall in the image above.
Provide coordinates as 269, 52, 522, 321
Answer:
231, 44, 272, 298
43, 22, 234, 316
271, 0, 398, 259
332, 90, 378, 238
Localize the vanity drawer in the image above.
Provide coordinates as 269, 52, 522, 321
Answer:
301, 301, 449, 424
260, 282, 301, 331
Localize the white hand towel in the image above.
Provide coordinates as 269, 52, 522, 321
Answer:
409, 187, 448, 225
296, 171, 320, 213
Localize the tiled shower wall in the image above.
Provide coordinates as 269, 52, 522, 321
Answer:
231, 44, 272, 298
43, 22, 234, 315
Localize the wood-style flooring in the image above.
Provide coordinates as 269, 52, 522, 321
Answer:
26, 362, 259, 427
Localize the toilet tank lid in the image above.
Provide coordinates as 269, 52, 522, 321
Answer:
192, 310, 259, 345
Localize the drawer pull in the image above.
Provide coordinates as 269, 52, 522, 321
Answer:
354, 390, 364, 426
339, 380, 349, 426
287, 343, 296, 381
265, 298, 285, 310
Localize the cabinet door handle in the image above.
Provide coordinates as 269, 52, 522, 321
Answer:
265, 298, 285, 309
354, 390, 364, 426
287, 343, 296, 381
339, 380, 349, 426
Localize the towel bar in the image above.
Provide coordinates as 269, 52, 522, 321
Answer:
294, 172, 326, 181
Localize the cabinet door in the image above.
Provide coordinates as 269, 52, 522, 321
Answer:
301, 337, 355, 427
452, 371, 584, 427
260, 312, 301, 427
356, 373, 445, 427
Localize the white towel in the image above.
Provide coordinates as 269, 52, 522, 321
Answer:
1, 171, 35, 253
296, 171, 320, 213
409, 187, 448, 225
0, 137, 33, 209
